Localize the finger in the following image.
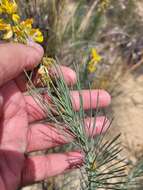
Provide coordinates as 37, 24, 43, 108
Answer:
22, 151, 83, 185
27, 116, 109, 152
0, 42, 43, 87
49, 65, 77, 86
15, 66, 77, 92
70, 90, 111, 111
25, 90, 111, 122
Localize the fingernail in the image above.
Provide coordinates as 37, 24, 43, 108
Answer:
102, 90, 111, 106
67, 151, 84, 168
98, 90, 111, 107
28, 41, 44, 56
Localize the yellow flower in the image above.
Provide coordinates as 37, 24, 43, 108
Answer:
91, 48, 102, 62
37, 57, 55, 85
12, 13, 20, 23
20, 18, 33, 29
87, 48, 102, 73
0, 19, 13, 39
0, 18, 9, 30
0, 0, 17, 14
38, 65, 51, 85
87, 61, 97, 73
12, 18, 44, 43
29, 28, 43, 43
0, 0, 43, 43
12, 19, 33, 40
3, 28, 13, 39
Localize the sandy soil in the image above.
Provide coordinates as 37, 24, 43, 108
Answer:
112, 71, 143, 161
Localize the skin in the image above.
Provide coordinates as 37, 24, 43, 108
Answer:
0, 42, 111, 190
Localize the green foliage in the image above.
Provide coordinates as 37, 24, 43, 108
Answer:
27, 64, 127, 190
124, 158, 143, 189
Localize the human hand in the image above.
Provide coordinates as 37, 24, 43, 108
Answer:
0, 43, 111, 190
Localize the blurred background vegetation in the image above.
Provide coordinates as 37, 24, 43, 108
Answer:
18, 0, 143, 91
20, 0, 143, 189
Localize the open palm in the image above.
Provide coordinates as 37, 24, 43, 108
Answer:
0, 43, 111, 190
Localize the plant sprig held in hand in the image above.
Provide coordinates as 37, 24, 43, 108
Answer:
0, 1, 130, 190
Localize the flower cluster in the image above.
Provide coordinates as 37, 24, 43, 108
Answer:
0, 0, 17, 14
0, 0, 43, 43
37, 57, 55, 85
87, 48, 102, 73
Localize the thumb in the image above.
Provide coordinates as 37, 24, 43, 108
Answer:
0, 42, 44, 87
